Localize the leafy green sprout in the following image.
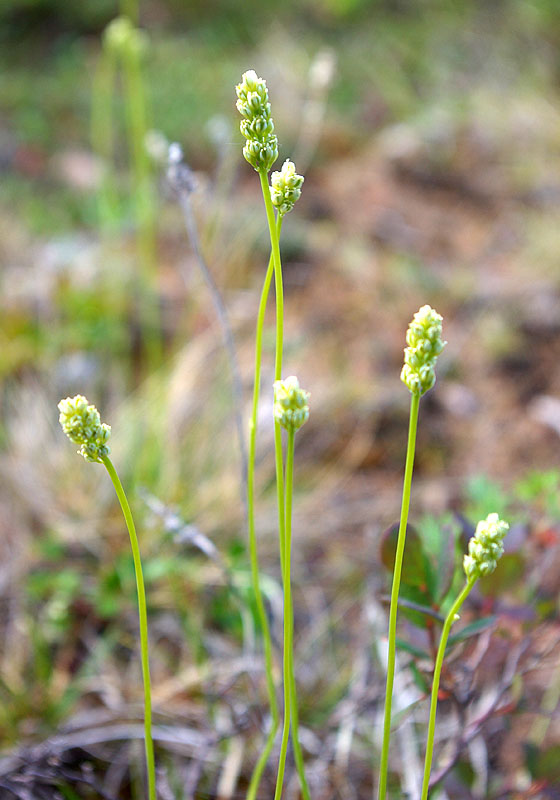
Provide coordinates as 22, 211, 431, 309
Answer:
58, 395, 156, 800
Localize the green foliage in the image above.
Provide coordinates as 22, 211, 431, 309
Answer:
515, 469, 560, 519
381, 514, 461, 627
524, 742, 560, 785
465, 474, 510, 522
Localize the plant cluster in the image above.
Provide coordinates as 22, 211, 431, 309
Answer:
54, 68, 519, 800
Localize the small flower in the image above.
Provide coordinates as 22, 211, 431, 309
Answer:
58, 395, 111, 463
400, 304, 446, 396
270, 160, 304, 216
104, 16, 148, 59
463, 513, 509, 580
235, 70, 278, 172
273, 376, 310, 432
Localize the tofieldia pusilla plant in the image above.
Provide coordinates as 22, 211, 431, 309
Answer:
58, 396, 156, 800
420, 513, 509, 799
378, 305, 446, 800
236, 71, 309, 800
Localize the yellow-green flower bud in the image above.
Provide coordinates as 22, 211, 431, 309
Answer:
400, 305, 446, 396
463, 513, 509, 581
58, 395, 111, 463
270, 160, 304, 216
273, 376, 310, 432
104, 17, 149, 60
235, 70, 278, 172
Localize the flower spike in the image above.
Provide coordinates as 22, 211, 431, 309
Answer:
58, 395, 111, 463
463, 513, 509, 580
236, 70, 278, 172
270, 160, 304, 216
273, 376, 310, 432
400, 304, 446, 396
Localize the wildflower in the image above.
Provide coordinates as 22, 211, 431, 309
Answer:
58, 395, 111, 463
273, 376, 310, 432
236, 70, 278, 172
400, 304, 446, 396
270, 160, 304, 216
463, 513, 509, 580
104, 16, 148, 59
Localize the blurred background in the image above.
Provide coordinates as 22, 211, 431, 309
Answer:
1, 1, 560, 797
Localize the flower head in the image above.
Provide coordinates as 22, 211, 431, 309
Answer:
104, 16, 148, 59
235, 70, 278, 172
273, 376, 310, 432
270, 160, 304, 216
58, 395, 111, 463
400, 305, 446, 396
463, 513, 509, 581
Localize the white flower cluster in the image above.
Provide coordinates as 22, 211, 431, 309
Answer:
400, 304, 446, 396
273, 376, 310, 432
58, 395, 111, 463
463, 513, 509, 580
270, 160, 304, 216
236, 70, 278, 172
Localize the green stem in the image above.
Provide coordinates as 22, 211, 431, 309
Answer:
258, 169, 291, 800
91, 47, 120, 232
285, 431, 311, 800
420, 578, 476, 800
378, 390, 420, 800
121, 36, 161, 371
102, 456, 156, 800
246, 217, 283, 800
273, 430, 295, 800
258, 170, 284, 383
258, 170, 286, 571
120, 0, 139, 23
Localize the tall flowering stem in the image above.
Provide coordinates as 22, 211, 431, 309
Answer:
378, 306, 445, 800
273, 378, 311, 800
246, 239, 281, 800
420, 514, 509, 799
236, 70, 306, 799
58, 396, 156, 800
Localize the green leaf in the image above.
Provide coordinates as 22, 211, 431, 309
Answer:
408, 659, 430, 695
465, 475, 510, 521
448, 615, 497, 647
395, 637, 430, 660
381, 522, 436, 627
380, 522, 434, 594
477, 553, 524, 597
416, 514, 461, 602
524, 743, 560, 782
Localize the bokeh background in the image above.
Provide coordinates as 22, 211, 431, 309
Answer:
1, 1, 560, 797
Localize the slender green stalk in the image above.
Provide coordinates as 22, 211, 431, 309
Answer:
285, 431, 311, 800
420, 578, 476, 800
246, 219, 282, 800
102, 455, 156, 800
120, 0, 139, 22
378, 390, 420, 800
122, 45, 155, 281
258, 168, 291, 800
258, 169, 286, 585
258, 171, 284, 383
273, 430, 295, 800
120, 32, 161, 371
91, 47, 120, 232
259, 166, 309, 800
